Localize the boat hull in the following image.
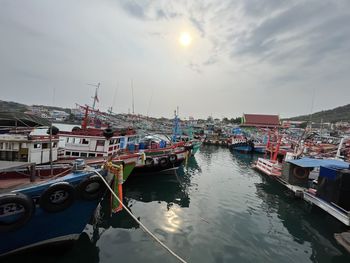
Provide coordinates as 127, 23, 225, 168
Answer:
132, 159, 184, 175
229, 144, 253, 153
0, 169, 109, 257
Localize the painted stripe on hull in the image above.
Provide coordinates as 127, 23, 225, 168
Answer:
1, 234, 80, 257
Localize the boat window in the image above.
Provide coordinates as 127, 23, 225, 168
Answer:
34, 143, 41, 149
80, 152, 87, 157
42, 143, 49, 149
128, 137, 137, 143
66, 151, 71, 156
88, 153, 95, 157
0, 142, 3, 149
74, 138, 81, 144
82, 139, 89, 145
53, 142, 57, 147
96, 140, 105, 146
116, 138, 121, 144
97, 153, 103, 157
110, 139, 115, 145
68, 137, 74, 143
72, 152, 79, 157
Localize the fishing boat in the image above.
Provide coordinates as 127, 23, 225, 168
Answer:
0, 112, 73, 178
129, 136, 188, 174
171, 110, 202, 156
280, 158, 350, 226
252, 128, 350, 226
229, 135, 255, 153
0, 159, 113, 257
57, 106, 188, 175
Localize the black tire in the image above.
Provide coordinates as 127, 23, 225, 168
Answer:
47, 126, 60, 135
168, 154, 177, 164
39, 182, 75, 213
158, 157, 169, 168
72, 126, 81, 132
103, 128, 114, 139
77, 175, 106, 201
0, 193, 34, 232
145, 157, 154, 167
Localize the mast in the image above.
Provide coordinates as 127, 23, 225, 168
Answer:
87, 82, 100, 110
172, 108, 181, 142
131, 79, 135, 115
109, 86, 118, 114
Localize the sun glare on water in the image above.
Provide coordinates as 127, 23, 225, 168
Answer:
179, 32, 192, 47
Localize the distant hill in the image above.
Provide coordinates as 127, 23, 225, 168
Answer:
0, 100, 70, 114
289, 104, 350, 123
0, 100, 28, 112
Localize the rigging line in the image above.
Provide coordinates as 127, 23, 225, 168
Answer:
93, 170, 188, 263
308, 85, 316, 126
146, 88, 154, 117
111, 85, 118, 113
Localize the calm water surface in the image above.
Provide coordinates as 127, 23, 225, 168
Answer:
4, 145, 350, 262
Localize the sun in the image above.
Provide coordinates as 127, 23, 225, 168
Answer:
179, 32, 192, 47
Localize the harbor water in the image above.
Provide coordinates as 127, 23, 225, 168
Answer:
4, 145, 350, 263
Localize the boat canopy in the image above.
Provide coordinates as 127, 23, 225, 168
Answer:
288, 157, 350, 169
0, 112, 51, 128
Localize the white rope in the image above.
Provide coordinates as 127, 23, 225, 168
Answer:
93, 170, 188, 263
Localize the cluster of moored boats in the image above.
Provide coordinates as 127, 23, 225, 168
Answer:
0, 110, 202, 257
1, 109, 350, 256
214, 128, 350, 251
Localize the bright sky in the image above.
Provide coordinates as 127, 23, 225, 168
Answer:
0, 0, 349, 119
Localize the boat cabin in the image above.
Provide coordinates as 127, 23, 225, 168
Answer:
58, 129, 140, 159
0, 134, 59, 164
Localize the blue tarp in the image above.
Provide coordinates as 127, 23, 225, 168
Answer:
288, 157, 350, 169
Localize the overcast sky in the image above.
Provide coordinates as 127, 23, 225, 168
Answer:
0, 0, 349, 119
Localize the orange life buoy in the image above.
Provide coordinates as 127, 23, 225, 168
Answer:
293, 166, 309, 179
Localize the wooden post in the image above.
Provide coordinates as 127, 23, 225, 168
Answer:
30, 163, 36, 182
49, 123, 53, 176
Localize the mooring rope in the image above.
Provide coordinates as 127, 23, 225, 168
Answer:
93, 170, 188, 263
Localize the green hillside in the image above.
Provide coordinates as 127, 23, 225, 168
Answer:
0, 100, 28, 112
289, 104, 350, 123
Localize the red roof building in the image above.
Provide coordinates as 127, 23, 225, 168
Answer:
241, 114, 280, 128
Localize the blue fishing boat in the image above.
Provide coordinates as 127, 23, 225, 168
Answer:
229, 135, 255, 153
172, 110, 202, 156
0, 160, 110, 257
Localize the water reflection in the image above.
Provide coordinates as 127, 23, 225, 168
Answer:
94, 157, 199, 233
233, 153, 349, 263
125, 170, 190, 208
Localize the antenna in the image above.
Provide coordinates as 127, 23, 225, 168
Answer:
308, 85, 316, 129
131, 79, 135, 114
52, 87, 56, 106
86, 82, 100, 110
109, 85, 118, 114
146, 88, 154, 117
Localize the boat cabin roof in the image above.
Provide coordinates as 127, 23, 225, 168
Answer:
287, 157, 350, 169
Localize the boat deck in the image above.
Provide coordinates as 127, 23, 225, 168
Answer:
276, 177, 350, 226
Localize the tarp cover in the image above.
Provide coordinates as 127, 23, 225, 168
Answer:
288, 157, 350, 169
0, 112, 51, 127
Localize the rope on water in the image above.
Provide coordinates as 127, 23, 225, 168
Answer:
93, 170, 188, 263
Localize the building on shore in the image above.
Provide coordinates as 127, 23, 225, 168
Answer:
240, 114, 280, 128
